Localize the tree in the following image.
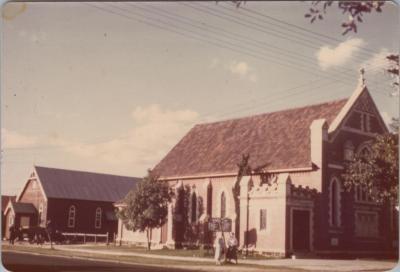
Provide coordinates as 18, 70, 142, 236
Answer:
117, 170, 174, 250
305, 1, 385, 35
342, 133, 398, 204
232, 154, 252, 241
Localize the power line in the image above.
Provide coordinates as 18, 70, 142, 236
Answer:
112, 2, 385, 90
85, 3, 393, 122
184, 2, 381, 68
86, 2, 392, 119
183, 3, 345, 56
122, 2, 387, 95
128, 3, 361, 83
222, 2, 380, 57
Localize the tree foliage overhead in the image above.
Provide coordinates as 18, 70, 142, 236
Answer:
117, 170, 174, 249
342, 133, 398, 204
305, 1, 385, 35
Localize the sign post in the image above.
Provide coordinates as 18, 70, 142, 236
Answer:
208, 217, 232, 232
208, 217, 232, 261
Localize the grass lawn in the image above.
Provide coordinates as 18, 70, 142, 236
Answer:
1, 244, 304, 272
71, 244, 278, 260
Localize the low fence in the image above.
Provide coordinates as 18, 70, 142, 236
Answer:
62, 232, 111, 245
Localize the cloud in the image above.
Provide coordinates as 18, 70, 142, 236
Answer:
209, 59, 257, 82
229, 61, 250, 76
1, 128, 38, 149
228, 60, 257, 82
361, 48, 390, 74
317, 38, 365, 70
2, 105, 199, 174
51, 105, 199, 168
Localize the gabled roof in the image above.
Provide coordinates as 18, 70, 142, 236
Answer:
153, 99, 348, 178
2, 195, 16, 213
11, 201, 37, 214
34, 166, 140, 202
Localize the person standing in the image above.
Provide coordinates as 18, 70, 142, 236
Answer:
8, 224, 15, 245
46, 220, 53, 249
227, 232, 238, 264
214, 234, 225, 265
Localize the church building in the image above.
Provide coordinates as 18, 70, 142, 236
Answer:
4, 166, 139, 240
116, 76, 397, 257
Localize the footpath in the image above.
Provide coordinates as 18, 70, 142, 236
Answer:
3, 243, 398, 272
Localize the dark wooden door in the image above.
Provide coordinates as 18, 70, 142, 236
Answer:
161, 221, 168, 244
292, 210, 310, 252
174, 188, 185, 247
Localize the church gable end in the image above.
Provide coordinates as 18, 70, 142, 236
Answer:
18, 171, 46, 207
333, 88, 387, 138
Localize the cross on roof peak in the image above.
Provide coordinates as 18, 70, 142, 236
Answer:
359, 67, 366, 86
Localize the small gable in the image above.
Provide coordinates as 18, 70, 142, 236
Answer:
342, 90, 387, 134
18, 177, 45, 203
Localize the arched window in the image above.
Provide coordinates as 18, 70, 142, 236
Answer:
95, 207, 102, 229
9, 214, 14, 226
68, 205, 76, 228
207, 183, 213, 217
359, 147, 371, 158
330, 178, 341, 227
353, 143, 373, 202
357, 143, 371, 159
220, 192, 226, 218
355, 184, 372, 202
38, 203, 43, 225
343, 141, 354, 161
190, 193, 197, 223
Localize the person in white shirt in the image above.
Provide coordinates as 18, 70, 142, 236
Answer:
227, 232, 238, 264
214, 233, 225, 265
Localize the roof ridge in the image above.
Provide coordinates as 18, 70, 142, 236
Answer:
197, 97, 349, 126
34, 165, 140, 180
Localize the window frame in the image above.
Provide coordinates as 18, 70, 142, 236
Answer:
354, 211, 379, 238
95, 207, 102, 229
220, 192, 226, 218
9, 214, 14, 226
190, 192, 197, 223
259, 209, 267, 231
343, 140, 354, 161
38, 203, 43, 225
68, 205, 76, 228
329, 177, 342, 227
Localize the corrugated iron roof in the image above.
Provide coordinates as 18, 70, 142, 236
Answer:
2, 195, 16, 213
153, 99, 348, 177
35, 166, 140, 202
11, 201, 37, 214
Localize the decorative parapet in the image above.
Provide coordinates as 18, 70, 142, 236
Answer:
246, 173, 290, 199
289, 184, 318, 200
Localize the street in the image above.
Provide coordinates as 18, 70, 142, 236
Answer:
2, 251, 201, 272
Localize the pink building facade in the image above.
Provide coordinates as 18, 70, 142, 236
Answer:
117, 79, 398, 256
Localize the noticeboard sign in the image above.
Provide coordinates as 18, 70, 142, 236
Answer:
208, 217, 232, 232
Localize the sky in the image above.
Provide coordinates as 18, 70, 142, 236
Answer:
1, 1, 399, 196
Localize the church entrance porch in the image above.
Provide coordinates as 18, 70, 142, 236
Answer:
292, 209, 311, 252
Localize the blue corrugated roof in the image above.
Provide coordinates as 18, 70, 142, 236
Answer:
35, 166, 140, 202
